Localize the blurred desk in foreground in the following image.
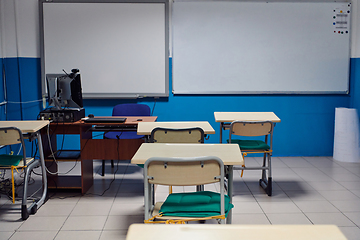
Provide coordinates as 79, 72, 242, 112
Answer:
126, 224, 347, 240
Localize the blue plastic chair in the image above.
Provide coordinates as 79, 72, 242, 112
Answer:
102, 103, 151, 176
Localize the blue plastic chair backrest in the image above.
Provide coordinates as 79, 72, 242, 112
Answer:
112, 103, 150, 116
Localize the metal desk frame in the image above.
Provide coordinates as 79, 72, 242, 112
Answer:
0, 120, 49, 220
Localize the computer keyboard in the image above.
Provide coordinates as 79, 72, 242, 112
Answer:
84, 117, 126, 123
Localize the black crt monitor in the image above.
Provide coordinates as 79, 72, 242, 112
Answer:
46, 70, 83, 109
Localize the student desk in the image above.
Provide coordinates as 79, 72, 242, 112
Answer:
126, 224, 347, 240
214, 112, 281, 143
42, 116, 157, 194
0, 120, 49, 220
214, 112, 281, 196
136, 121, 215, 136
131, 143, 244, 224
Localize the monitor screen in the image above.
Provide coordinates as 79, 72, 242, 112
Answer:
46, 70, 83, 109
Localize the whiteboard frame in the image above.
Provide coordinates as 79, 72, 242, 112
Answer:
39, 0, 169, 99
172, 1, 351, 95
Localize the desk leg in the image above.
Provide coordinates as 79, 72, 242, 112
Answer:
81, 159, 93, 195
80, 125, 94, 194
226, 165, 233, 224
21, 132, 48, 220
220, 123, 223, 143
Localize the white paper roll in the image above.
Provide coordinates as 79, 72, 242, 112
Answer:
333, 108, 360, 163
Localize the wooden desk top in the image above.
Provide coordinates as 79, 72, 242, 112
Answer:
0, 120, 50, 133
137, 121, 215, 135
214, 112, 281, 123
81, 116, 158, 125
131, 143, 243, 166
126, 224, 347, 240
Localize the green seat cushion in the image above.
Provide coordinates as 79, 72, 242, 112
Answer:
0, 154, 23, 166
227, 139, 270, 150
159, 191, 234, 218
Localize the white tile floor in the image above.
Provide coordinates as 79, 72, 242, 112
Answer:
0, 157, 360, 240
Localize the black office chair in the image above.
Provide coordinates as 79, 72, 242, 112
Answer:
102, 103, 150, 176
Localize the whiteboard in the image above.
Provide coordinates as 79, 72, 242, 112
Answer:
40, 0, 169, 98
172, 1, 351, 94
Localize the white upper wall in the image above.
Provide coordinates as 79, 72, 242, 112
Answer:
0, 0, 359, 58
352, 0, 360, 57
0, 0, 18, 58
1, 0, 39, 58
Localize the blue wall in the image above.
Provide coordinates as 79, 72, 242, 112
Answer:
1, 58, 42, 121
1, 58, 42, 155
0, 58, 5, 120
1, 57, 358, 157
350, 58, 360, 110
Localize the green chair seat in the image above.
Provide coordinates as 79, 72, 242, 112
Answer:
0, 154, 23, 167
227, 139, 270, 150
160, 191, 234, 218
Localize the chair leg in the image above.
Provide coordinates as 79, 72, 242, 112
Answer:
196, 185, 204, 191
151, 184, 155, 208
11, 167, 15, 204
267, 154, 272, 196
102, 160, 105, 176
259, 153, 272, 196
267, 177, 272, 196
102, 160, 114, 176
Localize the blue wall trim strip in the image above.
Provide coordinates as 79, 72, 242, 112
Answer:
0, 57, 359, 156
